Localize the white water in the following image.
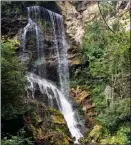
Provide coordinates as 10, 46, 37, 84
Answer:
22, 6, 46, 77
48, 11, 70, 98
22, 6, 83, 143
27, 73, 83, 143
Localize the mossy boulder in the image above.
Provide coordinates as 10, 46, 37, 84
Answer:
22, 102, 71, 145
50, 115, 66, 124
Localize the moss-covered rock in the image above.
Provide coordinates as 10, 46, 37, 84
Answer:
70, 87, 90, 104
50, 115, 66, 124
22, 102, 71, 145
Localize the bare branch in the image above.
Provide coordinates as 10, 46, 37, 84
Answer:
98, 1, 115, 34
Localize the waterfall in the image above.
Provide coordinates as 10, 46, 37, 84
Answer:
22, 6, 83, 143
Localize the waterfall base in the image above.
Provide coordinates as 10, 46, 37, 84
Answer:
27, 72, 83, 143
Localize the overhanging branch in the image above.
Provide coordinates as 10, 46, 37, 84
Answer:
98, 1, 115, 34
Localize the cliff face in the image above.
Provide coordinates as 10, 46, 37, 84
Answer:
1, 1, 61, 38
2, 1, 130, 48
1, 2, 130, 144
57, 1, 130, 52
57, 1, 99, 51
57, 2, 130, 140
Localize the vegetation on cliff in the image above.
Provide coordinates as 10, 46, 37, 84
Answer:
1, 38, 71, 145
1, 1, 130, 145
78, 2, 130, 144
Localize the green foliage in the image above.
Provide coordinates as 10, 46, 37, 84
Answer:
2, 136, 33, 145
83, 16, 130, 113
2, 128, 33, 144
81, 3, 130, 144
2, 103, 38, 120
97, 98, 130, 131
91, 83, 107, 113
84, 123, 130, 145
100, 125, 130, 145
83, 20, 130, 79
70, 67, 91, 88
1, 39, 27, 119
99, 1, 117, 18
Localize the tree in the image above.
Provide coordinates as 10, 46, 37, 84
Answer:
1, 38, 27, 119
82, 2, 130, 144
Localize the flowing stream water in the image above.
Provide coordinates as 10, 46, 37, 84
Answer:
22, 6, 83, 143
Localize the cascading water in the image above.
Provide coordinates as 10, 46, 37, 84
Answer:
22, 6, 83, 143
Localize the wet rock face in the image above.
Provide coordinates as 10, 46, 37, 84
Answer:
1, 19, 27, 38
21, 102, 71, 145
68, 53, 89, 78
1, 1, 61, 38
27, 83, 59, 110
16, 24, 59, 84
